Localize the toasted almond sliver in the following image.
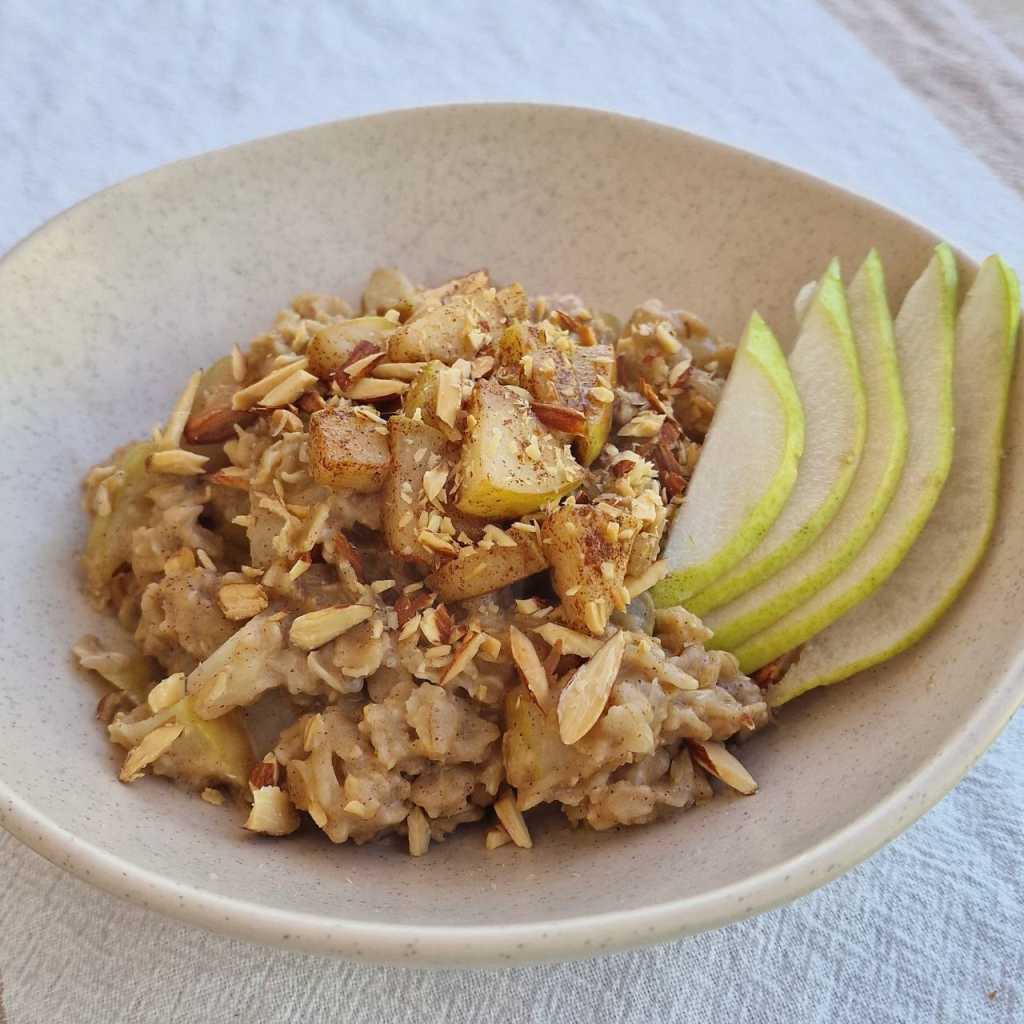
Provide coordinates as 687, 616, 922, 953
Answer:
372, 362, 423, 381
147, 672, 186, 712
406, 807, 431, 857
557, 629, 626, 745
494, 790, 532, 849
688, 740, 758, 795
290, 605, 374, 650
160, 370, 202, 450
509, 626, 550, 710
618, 412, 666, 438
232, 357, 309, 410
484, 825, 512, 850
532, 622, 603, 658
346, 378, 409, 401
201, 787, 226, 806
261, 369, 318, 408
440, 630, 486, 685
146, 449, 209, 476
342, 349, 387, 380
624, 559, 669, 600
231, 344, 247, 383
243, 786, 301, 835
119, 722, 185, 783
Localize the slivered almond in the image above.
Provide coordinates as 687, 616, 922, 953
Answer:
249, 755, 279, 790
639, 378, 669, 415
618, 411, 666, 438
146, 449, 209, 475
433, 603, 453, 643
232, 357, 309, 410
494, 789, 532, 848
406, 807, 431, 857
147, 672, 186, 712
530, 402, 586, 436
290, 605, 373, 650
395, 590, 433, 627
509, 626, 549, 709
624, 559, 669, 599
231, 344, 247, 383
372, 361, 423, 381
260, 369, 318, 408
687, 740, 758, 795
532, 622, 603, 658
185, 405, 250, 444
243, 786, 300, 835
345, 378, 409, 401
440, 630, 486, 685
160, 370, 202, 449
330, 532, 364, 581
217, 582, 269, 621
119, 721, 185, 783
668, 353, 694, 387
418, 529, 457, 556
484, 826, 512, 850
207, 468, 250, 490
557, 629, 626, 744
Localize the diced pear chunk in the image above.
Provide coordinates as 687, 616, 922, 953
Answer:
455, 379, 583, 519
308, 406, 390, 493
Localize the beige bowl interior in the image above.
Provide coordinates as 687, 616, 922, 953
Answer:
0, 105, 1021, 966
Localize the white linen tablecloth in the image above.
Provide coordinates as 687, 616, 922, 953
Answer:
1, 2, 1021, 1021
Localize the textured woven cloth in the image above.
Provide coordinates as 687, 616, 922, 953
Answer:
1, 2, 1021, 1021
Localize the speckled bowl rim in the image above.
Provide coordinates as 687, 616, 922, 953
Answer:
2, 104, 1022, 967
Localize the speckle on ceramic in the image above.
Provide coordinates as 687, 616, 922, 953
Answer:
0, 105, 1021, 967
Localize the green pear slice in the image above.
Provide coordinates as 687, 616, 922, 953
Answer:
766, 253, 1018, 705
685, 260, 866, 617
704, 252, 907, 650
651, 313, 803, 606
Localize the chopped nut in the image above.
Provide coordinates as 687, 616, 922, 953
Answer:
371, 361, 422, 381
217, 582, 269, 621
244, 786, 301, 835
557, 629, 626, 744
618, 412, 666, 438
146, 449, 209, 476
494, 789, 532, 848
289, 605, 374, 650
160, 370, 201, 449
509, 626, 549, 710
201, 787, 226, 806
530, 402, 587, 436
260, 369, 318, 408
232, 357, 309, 410
147, 672, 186, 712
231, 344, 247, 383
207, 467, 250, 491
119, 722, 185, 783
440, 630, 487, 685
345, 378, 408, 401
687, 740, 757, 795
184, 405, 249, 445
588, 385, 615, 405
532, 622, 603, 658
249, 756, 279, 789
406, 806, 431, 857
484, 826, 512, 850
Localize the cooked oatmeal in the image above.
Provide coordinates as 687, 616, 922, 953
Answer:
75, 267, 769, 855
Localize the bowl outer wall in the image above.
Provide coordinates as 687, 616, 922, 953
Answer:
0, 104, 1021, 966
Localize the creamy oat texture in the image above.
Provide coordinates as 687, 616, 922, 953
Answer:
75, 267, 769, 855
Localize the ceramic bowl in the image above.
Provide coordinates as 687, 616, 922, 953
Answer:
1, 105, 1021, 967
